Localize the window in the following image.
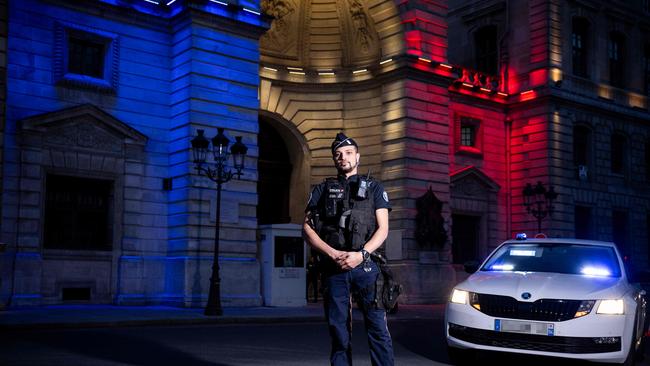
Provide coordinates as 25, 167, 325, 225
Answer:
44, 175, 113, 251
461, 124, 476, 147
474, 25, 498, 75
573, 125, 591, 167
608, 32, 626, 88
611, 132, 626, 174
68, 36, 105, 78
575, 206, 593, 239
574, 125, 591, 180
643, 42, 650, 95
572, 18, 589, 77
612, 210, 629, 259
456, 116, 482, 155
54, 22, 119, 92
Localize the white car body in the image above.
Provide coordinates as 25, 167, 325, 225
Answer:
446, 238, 647, 364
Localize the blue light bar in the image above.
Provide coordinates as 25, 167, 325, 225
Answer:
581, 266, 611, 277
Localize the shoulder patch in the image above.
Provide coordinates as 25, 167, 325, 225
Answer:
382, 191, 389, 202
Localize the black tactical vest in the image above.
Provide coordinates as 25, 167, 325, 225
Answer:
317, 176, 377, 251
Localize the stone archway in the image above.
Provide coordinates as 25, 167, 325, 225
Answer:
258, 111, 311, 224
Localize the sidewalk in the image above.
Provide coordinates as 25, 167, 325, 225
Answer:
0, 302, 446, 330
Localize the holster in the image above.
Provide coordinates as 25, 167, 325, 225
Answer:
372, 253, 402, 311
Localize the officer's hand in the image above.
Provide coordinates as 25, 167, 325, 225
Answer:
336, 251, 363, 270
328, 249, 346, 263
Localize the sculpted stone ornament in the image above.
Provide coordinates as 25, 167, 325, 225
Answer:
347, 0, 372, 54
458, 177, 483, 197
46, 121, 121, 153
415, 186, 448, 250
261, 0, 297, 55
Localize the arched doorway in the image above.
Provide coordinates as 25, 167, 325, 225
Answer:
258, 120, 292, 224
257, 112, 311, 225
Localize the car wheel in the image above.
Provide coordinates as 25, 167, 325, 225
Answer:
447, 346, 475, 365
621, 313, 640, 366
636, 299, 650, 362
634, 333, 646, 362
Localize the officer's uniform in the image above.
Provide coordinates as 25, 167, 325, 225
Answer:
306, 169, 394, 366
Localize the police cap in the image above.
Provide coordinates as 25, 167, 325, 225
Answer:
331, 132, 358, 154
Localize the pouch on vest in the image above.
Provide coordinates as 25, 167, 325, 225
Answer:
325, 180, 344, 218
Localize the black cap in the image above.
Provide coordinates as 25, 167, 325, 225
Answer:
331, 132, 358, 154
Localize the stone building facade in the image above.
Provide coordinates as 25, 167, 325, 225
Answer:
0, 0, 649, 308
0, 0, 268, 307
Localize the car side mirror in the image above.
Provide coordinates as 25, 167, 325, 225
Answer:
464, 260, 480, 274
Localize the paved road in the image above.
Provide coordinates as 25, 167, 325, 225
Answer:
1, 318, 649, 365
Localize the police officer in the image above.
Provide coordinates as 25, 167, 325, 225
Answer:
303, 132, 394, 366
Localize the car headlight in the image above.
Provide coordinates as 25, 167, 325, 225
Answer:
596, 299, 625, 315
450, 289, 468, 304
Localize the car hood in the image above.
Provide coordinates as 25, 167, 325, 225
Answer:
458, 271, 629, 301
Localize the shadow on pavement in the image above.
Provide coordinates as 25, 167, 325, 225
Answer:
390, 318, 449, 363
1, 328, 231, 366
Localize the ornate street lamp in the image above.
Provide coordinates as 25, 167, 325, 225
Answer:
191, 128, 247, 316
522, 181, 558, 234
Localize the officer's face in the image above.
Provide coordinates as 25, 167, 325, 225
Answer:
333, 146, 360, 174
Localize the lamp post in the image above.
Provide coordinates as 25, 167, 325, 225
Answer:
522, 181, 558, 234
191, 128, 248, 316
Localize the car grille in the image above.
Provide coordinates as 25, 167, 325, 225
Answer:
449, 323, 621, 354
474, 293, 582, 322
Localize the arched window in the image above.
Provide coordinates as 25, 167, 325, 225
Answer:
611, 132, 627, 175
608, 32, 626, 88
474, 25, 498, 75
572, 17, 589, 77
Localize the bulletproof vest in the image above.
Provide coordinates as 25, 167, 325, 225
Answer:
317, 176, 377, 251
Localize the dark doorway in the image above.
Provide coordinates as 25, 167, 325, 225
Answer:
452, 214, 480, 264
257, 120, 292, 224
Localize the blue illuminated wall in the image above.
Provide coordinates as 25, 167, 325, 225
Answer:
1, 0, 267, 307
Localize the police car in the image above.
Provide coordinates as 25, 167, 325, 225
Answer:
445, 234, 648, 365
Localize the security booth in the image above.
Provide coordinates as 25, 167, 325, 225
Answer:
259, 224, 307, 306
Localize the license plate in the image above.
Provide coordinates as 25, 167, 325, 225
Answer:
495, 319, 554, 336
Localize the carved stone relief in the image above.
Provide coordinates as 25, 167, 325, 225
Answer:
45, 121, 122, 153
415, 187, 448, 250
347, 0, 374, 54
339, 0, 379, 66
260, 0, 299, 59
453, 176, 487, 198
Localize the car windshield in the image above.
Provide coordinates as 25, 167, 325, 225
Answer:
481, 242, 622, 277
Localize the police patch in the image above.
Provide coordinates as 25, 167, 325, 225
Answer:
382, 191, 389, 202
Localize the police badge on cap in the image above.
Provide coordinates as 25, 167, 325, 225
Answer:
331, 132, 358, 154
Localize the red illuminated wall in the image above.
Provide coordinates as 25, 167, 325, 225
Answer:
399, 0, 448, 63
